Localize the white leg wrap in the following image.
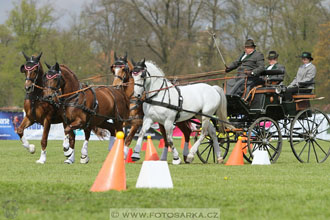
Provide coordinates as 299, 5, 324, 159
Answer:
36, 150, 46, 164
183, 142, 189, 156
108, 136, 116, 151
65, 150, 75, 164
124, 146, 129, 160
160, 147, 168, 161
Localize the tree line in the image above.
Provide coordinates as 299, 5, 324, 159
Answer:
0, 0, 329, 109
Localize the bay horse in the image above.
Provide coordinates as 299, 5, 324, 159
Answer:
18, 52, 76, 164
43, 62, 129, 163
111, 53, 193, 162
132, 59, 231, 164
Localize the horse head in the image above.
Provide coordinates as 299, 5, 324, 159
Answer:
111, 52, 132, 86
43, 62, 63, 102
20, 52, 43, 93
132, 58, 147, 99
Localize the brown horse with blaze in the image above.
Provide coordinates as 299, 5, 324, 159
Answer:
43, 62, 129, 163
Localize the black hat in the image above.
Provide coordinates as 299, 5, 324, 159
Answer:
299, 52, 313, 61
245, 39, 256, 47
268, 51, 279, 59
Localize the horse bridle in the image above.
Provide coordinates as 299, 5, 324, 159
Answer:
43, 70, 63, 101
23, 63, 40, 93
111, 61, 129, 82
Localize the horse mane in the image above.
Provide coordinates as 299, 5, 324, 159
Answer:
59, 64, 80, 83
145, 61, 165, 77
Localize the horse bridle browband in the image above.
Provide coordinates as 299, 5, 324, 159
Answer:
112, 60, 129, 82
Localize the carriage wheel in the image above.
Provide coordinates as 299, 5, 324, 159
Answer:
290, 108, 330, 163
247, 117, 282, 163
195, 132, 230, 164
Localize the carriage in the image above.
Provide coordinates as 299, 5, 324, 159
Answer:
195, 69, 330, 164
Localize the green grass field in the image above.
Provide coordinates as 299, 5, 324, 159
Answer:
1, 139, 330, 220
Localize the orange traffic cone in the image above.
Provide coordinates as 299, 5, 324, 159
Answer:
180, 135, 192, 149
142, 142, 147, 151
90, 131, 126, 192
158, 139, 165, 148
225, 136, 244, 166
145, 136, 159, 161
125, 148, 135, 163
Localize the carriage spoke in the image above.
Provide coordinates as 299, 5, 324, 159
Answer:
312, 117, 326, 133
292, 138, 309, 146
307, 141, 311, 163
311, 141, 319, 163
298, 142, 308, 158
311, 112, 316, 131
298, 119, 309, 133
267, 143, 277, 152
313, 140, 328, 155
212, 146, 216, 163
200, 144, 211, 155
315, 138, 330, 143
206, 146, 212, 162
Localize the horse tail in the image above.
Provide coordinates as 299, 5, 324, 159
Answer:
92, 127, 109, 140
213, 85, 235, 132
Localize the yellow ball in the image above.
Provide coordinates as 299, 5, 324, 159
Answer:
147, 135, 151, 139
224, 176, 228, 180
238, 136, 242, 140
116, 131, 125, 139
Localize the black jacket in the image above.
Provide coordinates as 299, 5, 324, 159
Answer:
227, 50, 265, 76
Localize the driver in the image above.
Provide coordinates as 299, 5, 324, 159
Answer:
225, 39, 265, 97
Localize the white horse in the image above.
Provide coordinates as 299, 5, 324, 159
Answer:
131, 59, 231, 164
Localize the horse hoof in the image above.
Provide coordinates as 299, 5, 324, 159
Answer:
172, 157, 181, 165
80, 155, 89, 164
63, 147, 73, 157
183, 155, 189, 163
28, 144, 35, 154
64, 159, 74, 164
36, 159, 45, 164
131, 152, 140, 161
186, 154, 194, 163
217, 157, 224, 164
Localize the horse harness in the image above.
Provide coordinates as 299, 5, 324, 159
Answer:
44, 71, 129, 129
134, 70, 183, 122
134, 69, 233, 126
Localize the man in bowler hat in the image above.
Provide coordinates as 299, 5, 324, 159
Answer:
265, 51, 286, 83
225, 39, 265, 97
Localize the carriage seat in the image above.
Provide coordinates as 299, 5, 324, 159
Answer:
261, 69, 285, 85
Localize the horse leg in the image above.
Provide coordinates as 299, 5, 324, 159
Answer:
17, 117, 35, 154
177, 121, 192, 163
36, 119, 51, 164
80, 128, 91, 164
64, 130, 76, 164
159, 124, 169, 161
207, 123, 224, 164
131, 117, 153, 161
123, 123, 140, 159
163, 120, 181, 165
186, 117, 210, 163
63, 123, 73, 157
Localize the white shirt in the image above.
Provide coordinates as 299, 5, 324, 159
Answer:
267, 64, 275, 70
304, 62, 312, 68
240, 50, 254, 61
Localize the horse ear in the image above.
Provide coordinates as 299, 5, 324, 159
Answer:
131, 58, 136, 66
44, 62, 51, 69
55, 62, 60, 72
36, 52, 43, 61
124, 52, 127, 62
22, 52, 29, 61
20, 64, 25, 73
141, 58, 145, 66
114, 52, 118, 61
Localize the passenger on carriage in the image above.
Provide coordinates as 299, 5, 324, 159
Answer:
264, 51, 286, 85
225, 39, 265, 98
286, 52, 316, 95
